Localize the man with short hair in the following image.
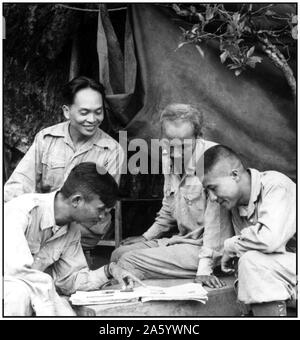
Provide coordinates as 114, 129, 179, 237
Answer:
4, 162, 137, 316
111, 104, 233, 288
4, 76, 124, 251
202, 145, 296, 316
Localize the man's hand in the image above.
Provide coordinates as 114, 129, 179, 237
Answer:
120, 235, 146, 246
109, 263, 142, 290
221, 253, 235, 274
194, 275, 226, 289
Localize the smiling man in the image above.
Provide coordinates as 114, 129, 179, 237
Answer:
202, 145, 296, 316
4, 162, 138, 316
4, 76, 124, 254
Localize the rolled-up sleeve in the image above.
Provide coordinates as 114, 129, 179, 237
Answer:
51, 228, 109, 295
197, 197, 234, 275
224, 184, 296, 257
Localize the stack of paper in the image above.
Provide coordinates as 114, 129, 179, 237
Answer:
138, 283, 208, 303
70, 283, 208, 306
70, 289, 140, 305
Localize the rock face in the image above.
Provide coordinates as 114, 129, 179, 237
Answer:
3, 4, 80, 175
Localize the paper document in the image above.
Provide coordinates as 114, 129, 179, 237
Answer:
70, 283, 208, 306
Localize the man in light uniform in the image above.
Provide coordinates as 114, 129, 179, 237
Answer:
4, 162, 138, 316
202, 145, 296, 316
111, 104, 233, 288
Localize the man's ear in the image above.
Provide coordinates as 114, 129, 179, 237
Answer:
70, 193, 84, 208
231, 169, 240, 182
62, 105, 70, 120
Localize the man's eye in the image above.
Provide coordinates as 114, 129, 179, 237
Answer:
80, 110, 89, 115
96, 109, 103, 115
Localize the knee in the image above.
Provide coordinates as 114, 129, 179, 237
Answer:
4, 281, 32, 316
117, 250, 138, 267
111, 247, 124, 262
111, 246, 133, 262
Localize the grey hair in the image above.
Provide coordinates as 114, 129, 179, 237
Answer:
160, 103, 204, 137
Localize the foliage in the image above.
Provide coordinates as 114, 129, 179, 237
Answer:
3, 4, 83, 152
4, 4, 80, 63
173, 3, 296, 93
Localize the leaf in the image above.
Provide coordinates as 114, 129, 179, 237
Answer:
228, 64, 241, 70
172, 4, 181, 14
195, 44, 205, 57
246, 46, 255, 58
292, 14, 297, 24
190, 5, 196, 14
250, 56, 262, 63
292, 25, 297, 40
232, 13, 240, 25
191, 24, 199, 34
220, 51, 228, 64
265, 10, 276, 16
196, 12, 205, 23
244, 25, 252, 33
173, 5, 190, 17
180, 10, 191, 17
178, 42, 190, 49
235, 39, 244, 45
206, 6, 214, 21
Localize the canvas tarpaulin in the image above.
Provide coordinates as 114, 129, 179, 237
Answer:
100, 4, 296, 181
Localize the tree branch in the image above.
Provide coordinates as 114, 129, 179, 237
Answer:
259, 36, 296, 99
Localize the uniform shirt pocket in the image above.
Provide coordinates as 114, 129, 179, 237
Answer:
41, 153, 66, 192
32, 245, 61, 272
183, 187, 205, 217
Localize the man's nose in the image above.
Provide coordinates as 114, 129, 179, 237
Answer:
87, 112, 97, 123
99, 208, 110, 219
209, 191, 218, 202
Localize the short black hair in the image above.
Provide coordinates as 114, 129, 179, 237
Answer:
60, 162, 119, 208
204, 145, 243, 174
62, 76, 106, 105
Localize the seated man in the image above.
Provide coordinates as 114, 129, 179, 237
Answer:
202, 145, 296, 317
111, 104, 233, 288
4, 162, 138, 316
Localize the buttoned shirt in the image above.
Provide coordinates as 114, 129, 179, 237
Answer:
4, 192, 109, 299
224, 168, 296, 256
143, 139, 234, 274
4, 121, 124, 201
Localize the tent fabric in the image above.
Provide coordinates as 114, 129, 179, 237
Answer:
97, 5, 141, 130
103, 4, 296, 181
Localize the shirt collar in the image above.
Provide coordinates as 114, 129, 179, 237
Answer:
39, 191, 69, 240
185, 138, 206, 176
46, 121, 116, 150
39, 191, 59, 231
238, 168, 262, 218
